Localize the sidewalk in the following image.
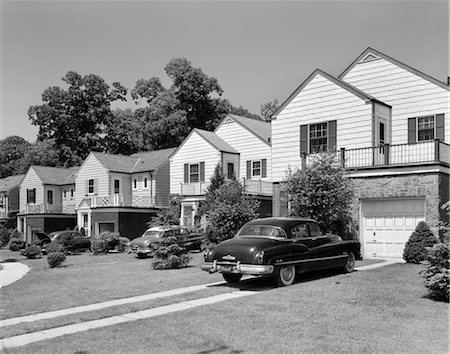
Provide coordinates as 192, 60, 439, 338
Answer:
0, 262, 29, 288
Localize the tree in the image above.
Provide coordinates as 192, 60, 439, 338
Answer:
205, 180, 259, 246
0, 136, 31, 177
403, 221, 439, 264
103, 109, 143, 155
28, 71, 127, 166
149, 196, 181, 227
284, 152, 354, 237
260, 99, 279, 121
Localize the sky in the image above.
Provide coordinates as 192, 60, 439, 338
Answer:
0, 0, 448, 143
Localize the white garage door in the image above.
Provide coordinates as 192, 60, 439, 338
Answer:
362, 198, 425, 258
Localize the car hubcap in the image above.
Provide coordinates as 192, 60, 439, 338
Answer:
281, 265, 294, 283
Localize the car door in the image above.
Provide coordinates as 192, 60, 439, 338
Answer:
73, 232, 90, 251
292, 222, 330, 271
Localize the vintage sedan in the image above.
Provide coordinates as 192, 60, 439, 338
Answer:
35, 230, 91, 254
202, 217, 362, 286
127, 225, 205, 258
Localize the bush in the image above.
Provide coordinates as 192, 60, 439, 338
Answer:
57, 232, 75, 252
420, 243, 449, 302
91, 231, 123, 254
152, 234, 191, 269
47, 252, 66, 268
90, 238, 107, 255
8, 237, 24, 252
22, 245, 42, 259
403, 222, 439, 264
0, 227, 12, 247
45, 242, 66, 254
117, 237, 131, 253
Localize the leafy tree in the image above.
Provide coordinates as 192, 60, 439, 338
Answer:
103, 109, 143, 155
403, 221, 439, 264
260, 99, 279, 122
0, 136, 31, 177
205, 180, 259, 246
28, 71, 127, 166
284, 152, 354, 237
149, 196, 181, 227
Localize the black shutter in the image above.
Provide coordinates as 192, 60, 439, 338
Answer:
184, 164, 189, 183
300, 125, 308, 155
436, 114, 445, 141
328, 120, 337, 151
408, 118, 417, 144
200, 162, 205, 182
246, 161, 251, 179
261, 159, 267, 178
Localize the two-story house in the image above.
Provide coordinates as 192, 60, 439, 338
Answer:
17, 166, 78, 244
271, 47, 449, 258
0, 174, 24, 226
170, 114, 272, 227
75, 148, 174, 238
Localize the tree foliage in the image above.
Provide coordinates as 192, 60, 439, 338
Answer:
283, 152, 354, 237
260, 99, 279, 122
149, 196, 181, 227
403, 221, 439, 264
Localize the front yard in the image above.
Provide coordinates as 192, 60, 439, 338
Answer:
1, 249, 448, 353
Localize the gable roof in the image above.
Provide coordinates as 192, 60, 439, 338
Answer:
215, 114, 271, 145
194, 129, 239, 154
0, 175, 24, 193
32, 166, 78, 185
130, 148, 177, 173
91, 152, 139, 173
271, 69, 390, 119
339, 47, 450, 91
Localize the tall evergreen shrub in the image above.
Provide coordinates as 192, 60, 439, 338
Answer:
403, 221, 438, 264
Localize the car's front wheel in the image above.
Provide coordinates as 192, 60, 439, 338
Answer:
137, 253, 148, 259
223, 273, 242, 284
275, 264, 295, 286
342, 252, 356, 273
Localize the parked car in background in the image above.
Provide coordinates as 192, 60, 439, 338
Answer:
202, 217, 362, 286
127, 226, 205, 259
34, 230, 91, 254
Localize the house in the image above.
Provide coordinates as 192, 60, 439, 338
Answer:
16, 166, 78, 245
74, 148, 175, 238
170, 114, 272, 227
271, 47, 449, 258
0, 174, 24, 227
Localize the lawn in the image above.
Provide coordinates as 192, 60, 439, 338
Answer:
1, 249, 448, 353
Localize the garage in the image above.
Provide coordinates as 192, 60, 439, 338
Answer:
361, 198, 425, 258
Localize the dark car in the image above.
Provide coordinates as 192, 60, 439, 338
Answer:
34, 230, 91, 254
202, 217, 362, 286
126, 225, 205, 258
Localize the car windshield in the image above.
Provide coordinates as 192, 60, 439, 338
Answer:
236, 225, 287, 239
142, 230, 163, 238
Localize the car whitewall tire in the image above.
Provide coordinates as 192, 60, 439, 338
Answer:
275, 264, 295, 287
343, 252, 356, 273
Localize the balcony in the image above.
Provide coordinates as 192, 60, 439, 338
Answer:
89, 194, 155, 208
304, 140, 449, 169
180, 182, 210, 196
24, 203, 64, 214
180, 180, 273, 197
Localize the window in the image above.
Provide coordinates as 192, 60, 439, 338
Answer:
88, 179, 95, 194
379, 122, 385, 146
63, 190, 67, 199
227, 163, 235, 179
292, 224, 308, 239
418, 116, 434, 141
189, 164, 199, 183
114, 179, 120, 194
133, 179, 137, 189
27, 188, 36, 204
70, 189, 74, 198
308, 223, 322, 237
246, 159, 267, 179
47, 190, 53, 205
252, 161, 261, 177
310, 122, 328, 153
144, 177, 148, 189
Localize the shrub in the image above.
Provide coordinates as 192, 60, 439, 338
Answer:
8, 237, 24, 252
90, 238, 107, 255
420, 243, 449, 302
116, 237, 131, 253
57, 232, 75, 252
45, 242, 66, 254
47, 252, 66, 268
22, 245, 42, 259
152, 234, 191, 269
0, 227, 12, 247
403, 221, 439, 264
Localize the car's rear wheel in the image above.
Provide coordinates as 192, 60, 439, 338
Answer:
342, 252, 356, 273
223, 273, 242, 284
137, 253, 148, 259
275, 264, 295, 286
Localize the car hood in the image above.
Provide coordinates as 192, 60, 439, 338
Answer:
129, 236, 160, 247
35, 232, 51, 242
210, 237, 279, 262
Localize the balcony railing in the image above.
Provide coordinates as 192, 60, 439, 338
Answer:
90, 194, 155, 208
24, 203, 64, 214
180, 180, 273, 196
304, 140, 449, 169
0, 210, 7, 219
180, 182, 210, 196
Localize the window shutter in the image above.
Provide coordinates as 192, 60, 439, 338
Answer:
436, 113, 445, 141
184, 164, 189, 183
26, 189, 30, 204
262, 159, 267, 178
246, 161, 251, 179
328, 120, 337, 151
408, 117, 417, 144
94, 179, 98, 195
200, 162, 205, 182
85, 180, 88, 195
300, 125, 308, 155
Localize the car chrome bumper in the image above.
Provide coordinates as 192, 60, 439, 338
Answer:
201, 261, 274, 276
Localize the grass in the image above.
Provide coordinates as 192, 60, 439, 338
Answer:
1, 249, 448, 353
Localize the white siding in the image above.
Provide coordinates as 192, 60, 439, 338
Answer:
110, 172, 132, 195
19, 168, 44, 212
155, 161, 170, 206
74, 154, 109, 209
170, 131, 221, 194
221, 152, 240, 179
271, 73, 373, 182
342, 58, 450, 145
216, 120, 271, 181
131, 172, 151, 198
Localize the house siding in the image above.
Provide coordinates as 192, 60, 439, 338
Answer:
19, 168, 44, 212
170, 131, 221, 194
216, 119, 271, 181
341, 57, 450, 145
155, 161, 170, 206
272, 73, 373, 182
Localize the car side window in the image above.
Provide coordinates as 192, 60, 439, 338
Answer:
308, 223, 323, 237
292, 224, 309, 239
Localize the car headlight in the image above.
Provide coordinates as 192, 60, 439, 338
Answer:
203, 249, 211, 261
256, 251, 265, 264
